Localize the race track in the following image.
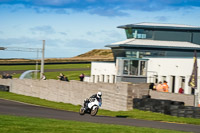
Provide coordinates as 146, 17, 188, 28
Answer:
0, 99, 200, 132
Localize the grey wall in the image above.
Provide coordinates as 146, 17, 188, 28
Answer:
149, 90, 194, 106
0, 79, 195, 111
0, 79, 144, 111
154, 31, 192, 42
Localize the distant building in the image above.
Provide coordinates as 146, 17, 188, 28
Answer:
85, 22, 200, 95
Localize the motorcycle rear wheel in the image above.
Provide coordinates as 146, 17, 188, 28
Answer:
90, 107, 98, 116
79, 107, 85, 115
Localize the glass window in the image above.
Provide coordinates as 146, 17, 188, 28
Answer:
125, 29, 133, 39
122, 59, 147, 76
123, 60, 129, 74
125, 51, 137, 58
125, 29, 147, 39
130, 60, 138, 75
133, 29, 147, 39
140, 61, 146, 76
125, 50, 168, 58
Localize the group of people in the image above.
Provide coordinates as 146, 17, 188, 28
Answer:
1, 73, 14, 79
150, 81, 185, 94
156, 81, 169, 92
56, 73, 85, 82
57, 73, 69, 82
149, 81, 169, 92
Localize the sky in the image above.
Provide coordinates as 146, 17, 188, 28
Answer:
0, 0, 200, 59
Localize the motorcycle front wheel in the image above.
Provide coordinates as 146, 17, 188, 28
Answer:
90, 107, 98, 116
79, 107, 85, 115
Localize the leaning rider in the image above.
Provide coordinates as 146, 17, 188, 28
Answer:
84, 92, 102, 109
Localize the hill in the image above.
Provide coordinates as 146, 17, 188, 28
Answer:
0, 49, 114, 64
73, 49, 114, 59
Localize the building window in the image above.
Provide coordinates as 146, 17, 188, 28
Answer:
121, 59, 147, 76
140, 61, 146, 76
125, 28, 147, 39
125, 50, 166, 58
133, 29, 146, 39
123, 60, 129, 75
125, 28, 133, 39
130, 60, 138, 75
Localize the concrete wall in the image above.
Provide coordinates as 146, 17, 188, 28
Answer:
0, 79, 143, 111
149, 90, 194, 106
0, 79, 195, 111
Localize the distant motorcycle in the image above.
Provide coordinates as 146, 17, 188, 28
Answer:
79, 98, 102, 116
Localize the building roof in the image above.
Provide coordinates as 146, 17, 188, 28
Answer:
117, 22, 200, 31
106, 39, 200, 50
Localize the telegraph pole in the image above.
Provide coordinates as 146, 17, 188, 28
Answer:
40, 40, 45, 78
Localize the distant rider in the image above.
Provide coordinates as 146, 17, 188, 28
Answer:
84, 92, 102, 109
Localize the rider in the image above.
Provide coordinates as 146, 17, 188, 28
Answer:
84, 92, 102, 109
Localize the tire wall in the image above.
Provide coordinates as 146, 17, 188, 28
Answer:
133, 96, 200, 119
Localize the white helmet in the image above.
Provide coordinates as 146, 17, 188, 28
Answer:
97, 92, 102, 98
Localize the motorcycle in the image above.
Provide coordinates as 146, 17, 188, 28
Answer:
79, 98, 102, 116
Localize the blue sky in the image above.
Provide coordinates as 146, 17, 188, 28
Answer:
0, 0, 200, 59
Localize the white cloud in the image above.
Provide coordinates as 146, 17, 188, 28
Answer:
30, 25, 56, 35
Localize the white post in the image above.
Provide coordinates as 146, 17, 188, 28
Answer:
185, 75, 190, 94
40, 40, 45, 79
166, 76, 172, 92
35, 49, 39, 79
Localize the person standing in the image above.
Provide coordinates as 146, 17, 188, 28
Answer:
57, 73, 64, 81
79, 73, 85, 81
162, 81, 169, 92
156, 81, 163, 92
41, 73, 46, 80
178, 87, 184, 94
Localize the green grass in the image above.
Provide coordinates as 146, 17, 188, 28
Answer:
40, 70, 90, 80
13, 70, 91, 80
0, 115, 188, 133
0, 64, 91, 71
0, 91, 200, 125
0, 64, 91, 80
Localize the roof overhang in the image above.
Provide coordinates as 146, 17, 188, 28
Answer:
117, 23, 200, 31
105, 39, 200, 51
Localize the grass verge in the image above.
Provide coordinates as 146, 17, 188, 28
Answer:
0, 64, 91, 71
13, 70, 91, 80
0, 115, 189, 133
0, 91, 200, 125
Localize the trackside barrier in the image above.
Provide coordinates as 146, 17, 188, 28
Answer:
0, 79, 195, 111
0, 79, 149, 111
133, 96, 200, 119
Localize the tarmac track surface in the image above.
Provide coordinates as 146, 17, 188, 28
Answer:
0, 99, 200, 132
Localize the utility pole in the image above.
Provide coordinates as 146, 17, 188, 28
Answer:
35, 49, 39, 79
40, 40, 45, 79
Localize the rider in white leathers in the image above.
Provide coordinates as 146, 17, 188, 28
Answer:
84, 92, 102, 110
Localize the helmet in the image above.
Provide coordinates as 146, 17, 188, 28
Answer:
97, 92, 102, 98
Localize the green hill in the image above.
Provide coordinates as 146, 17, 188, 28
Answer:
0, 49, 114, 64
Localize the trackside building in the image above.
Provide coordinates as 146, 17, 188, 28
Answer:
85, 23, 200, 95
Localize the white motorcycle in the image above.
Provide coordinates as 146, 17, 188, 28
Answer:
79, 98, 102, 116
